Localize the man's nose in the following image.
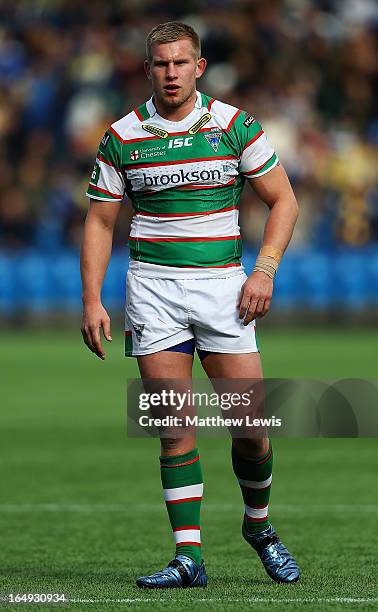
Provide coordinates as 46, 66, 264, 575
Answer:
166, 62, 177, 80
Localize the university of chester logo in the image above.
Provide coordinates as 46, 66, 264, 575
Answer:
142, 124, 169, 139
188, 113, 212, 135
130, 150, 139, 160
205, 131, 222, 152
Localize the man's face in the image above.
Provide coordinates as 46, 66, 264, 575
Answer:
144, 38, 207, 110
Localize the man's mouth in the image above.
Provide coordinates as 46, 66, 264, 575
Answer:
164, 85, 180, 94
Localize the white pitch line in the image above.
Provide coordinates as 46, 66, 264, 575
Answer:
69, 597, 378, 604
0, 503, 377, 513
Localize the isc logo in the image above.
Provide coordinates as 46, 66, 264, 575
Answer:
168, 137, 193, 149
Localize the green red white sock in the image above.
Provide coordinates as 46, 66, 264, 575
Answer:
232, 442, 273, 534
160, 448, 203, 565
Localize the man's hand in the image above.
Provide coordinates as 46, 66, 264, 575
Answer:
238, 271, 273, 325
81, 301, 112, 360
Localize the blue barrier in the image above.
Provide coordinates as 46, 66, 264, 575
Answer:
0, 247, 377, 313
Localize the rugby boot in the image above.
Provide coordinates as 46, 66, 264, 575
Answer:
136, 554, 207, 589
242, 520, 300, 583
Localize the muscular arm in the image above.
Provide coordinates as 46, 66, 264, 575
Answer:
80, 199, 121, 359
239, 164, 299, 324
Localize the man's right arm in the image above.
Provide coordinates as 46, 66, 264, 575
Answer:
80, 199, 121, 360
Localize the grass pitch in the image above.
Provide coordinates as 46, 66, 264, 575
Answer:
0, 327, 377, 611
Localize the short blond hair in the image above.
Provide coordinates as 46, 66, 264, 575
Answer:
146, 21, 201, 62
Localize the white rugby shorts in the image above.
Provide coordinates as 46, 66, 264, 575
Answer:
124, 266, 259, 357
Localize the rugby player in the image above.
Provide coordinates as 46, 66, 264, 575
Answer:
81, 21, 300, 588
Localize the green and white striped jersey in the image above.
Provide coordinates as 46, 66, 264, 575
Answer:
86, 91, 278, 273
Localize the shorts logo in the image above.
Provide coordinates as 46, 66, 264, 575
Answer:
100, 132, 111, 148
204, 131, 222, 152
142, 124, 169, 139
188, 113, 211, 135
133, 324, 145, 343
130, 150, 139, 160
243, 114, 255, 128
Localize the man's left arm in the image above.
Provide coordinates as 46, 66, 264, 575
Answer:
238, 163, 299, 325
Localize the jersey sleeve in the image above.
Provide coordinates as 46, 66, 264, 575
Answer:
236, 112, 279, 178
86, 129, 125, 201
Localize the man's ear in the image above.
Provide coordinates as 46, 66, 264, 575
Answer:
195, 57, 207, 79
144, 60, 152, 80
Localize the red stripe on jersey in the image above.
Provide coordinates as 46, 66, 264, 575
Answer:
244, 155, 275, 176
207, 97, 215, 110
128, 235, 240, 243
136, 205, 238, 218
133, 107, 143, 121
243, 130, 264, 151
166, 496, 202, 504
109, 126, 124, 143
161, 455, 200, 468
226, 109, 242, 131
97, 154, 121, 171
89, 184, 123, 198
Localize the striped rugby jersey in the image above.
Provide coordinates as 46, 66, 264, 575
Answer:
86, 91, 278, 272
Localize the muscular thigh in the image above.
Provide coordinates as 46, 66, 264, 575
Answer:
137, 350, 193, 378
200, 351, 263, 379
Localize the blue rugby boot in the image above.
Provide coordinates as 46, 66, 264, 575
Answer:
242, 521, 300, 583
136, 554, 207, 589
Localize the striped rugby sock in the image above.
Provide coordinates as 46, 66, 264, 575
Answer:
232, 442, 273, 534
160, 448, 203, 565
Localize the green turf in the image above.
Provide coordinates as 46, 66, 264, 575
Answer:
0, 328, 377, 611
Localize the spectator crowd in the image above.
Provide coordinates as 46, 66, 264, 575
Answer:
0, 0, 377, 251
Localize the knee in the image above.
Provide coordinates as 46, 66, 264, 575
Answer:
160, 437, 196, 456
232, 437, 269, 459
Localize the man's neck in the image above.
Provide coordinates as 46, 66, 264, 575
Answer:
153, 91, 197, 122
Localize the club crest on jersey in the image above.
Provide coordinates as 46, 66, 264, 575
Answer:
130, 150, 139, 160
204, 131, 222, 152
132, 324, 145, 343
188, 113, 211, 135
142, 124, 169, 139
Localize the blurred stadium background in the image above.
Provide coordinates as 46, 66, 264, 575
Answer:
1, 1, 377, 608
